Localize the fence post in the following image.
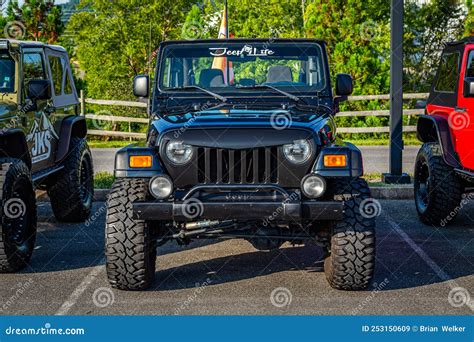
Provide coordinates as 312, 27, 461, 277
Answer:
382, 0, 411, 184
80, 90, 86, 116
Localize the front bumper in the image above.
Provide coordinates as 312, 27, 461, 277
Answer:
133, 201, 344, 221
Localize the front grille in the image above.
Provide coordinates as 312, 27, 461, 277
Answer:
197, 147, 279, 184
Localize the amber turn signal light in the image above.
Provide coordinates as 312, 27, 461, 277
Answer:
323, 155, 347, 167
130, 155, 152, 168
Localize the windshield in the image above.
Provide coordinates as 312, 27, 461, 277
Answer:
158, 42, 327, 94
0, 52, 15, 93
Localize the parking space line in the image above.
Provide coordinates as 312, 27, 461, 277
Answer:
386, 215, 474, 312
55, 258, 105, 316
387, 219, 451, 282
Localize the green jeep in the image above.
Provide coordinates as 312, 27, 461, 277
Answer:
0, 39, 94, 273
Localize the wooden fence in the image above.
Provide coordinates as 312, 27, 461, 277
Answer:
80, 90, 428, 139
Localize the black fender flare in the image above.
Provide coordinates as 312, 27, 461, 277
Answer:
312, 142, 363, 178
55, 116, 87, 163
114, 146, 164, 178
0, 129, 32, 169
416, 115, 460, 168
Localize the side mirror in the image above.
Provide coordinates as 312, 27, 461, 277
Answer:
28, 80, 51, 101
464, 77, 474, 97
335, 73, 353, 96
133, 75, 150, 98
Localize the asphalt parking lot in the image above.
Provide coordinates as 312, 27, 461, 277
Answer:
0, 200, 473, 316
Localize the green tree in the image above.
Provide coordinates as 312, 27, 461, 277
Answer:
2, 0, 64, 43
466, 0, 474, 36
404, 0, 465, 92
304, 0, 391, 96
68, 0, 194, 100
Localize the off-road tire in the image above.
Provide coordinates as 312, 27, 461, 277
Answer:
324, 178, 376, 291
48, 137, 94, 222
414, 143, 464, 226
106, 179, 156, 291
0, 159, 37, 273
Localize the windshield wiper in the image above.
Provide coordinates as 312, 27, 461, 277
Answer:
167, 85, 227, 102
237, 84, 300, 102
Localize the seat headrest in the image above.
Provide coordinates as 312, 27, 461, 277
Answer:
199, 69, 225, 87
266, 65, 293, 84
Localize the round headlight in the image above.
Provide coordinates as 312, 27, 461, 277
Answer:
283, 139, 312, 164
301, 174, 326, 198
166, 141, 193, 165
149, 175, 173, 199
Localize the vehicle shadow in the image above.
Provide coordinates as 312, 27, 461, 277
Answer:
150, 203, 474, 292
152, 243, 327, 292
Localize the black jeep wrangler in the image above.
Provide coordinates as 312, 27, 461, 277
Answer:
106, 39, 375, 291
0, 39, 94, 273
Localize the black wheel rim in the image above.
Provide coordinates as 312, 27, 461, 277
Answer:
79, 156, 93, 205
415, 159, 430, 213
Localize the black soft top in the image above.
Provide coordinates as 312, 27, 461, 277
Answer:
446, 36, 474, 46
0, 39, 66, 53
159, 38, 327, 48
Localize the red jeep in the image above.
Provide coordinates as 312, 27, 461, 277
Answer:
415, 37, 474, 226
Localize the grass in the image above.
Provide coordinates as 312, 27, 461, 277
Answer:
94, 172, 115, 189
346, 137, 421, 146
364, 172, 414, 186
88, 139, 143, 149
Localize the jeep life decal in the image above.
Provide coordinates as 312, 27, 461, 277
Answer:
209, 45, 275, 57
26, 113, 59, 163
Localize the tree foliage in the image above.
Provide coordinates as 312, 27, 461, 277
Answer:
68, 0, 193, 99
466, 0, 474, 36
1, 0, 64, 44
